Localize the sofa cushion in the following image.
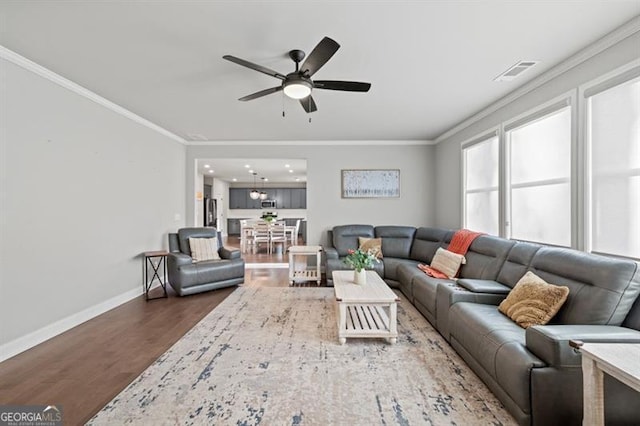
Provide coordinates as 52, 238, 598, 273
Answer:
177, 227, 220, 256
332, 225, 374, 257
359, 237, 383, 259
457, 279, 512, 294
412, 274, 452, 324
530, 247, 640, 325
189, 237, 220, 262
409, 227, 452, 262
458, 235, 516, 280
396, 263, 425, 302
498, 271, 570, 329
382, 257, 419, 282
431, 248, 466, 279
375, 226, 416, 258
496, 241, 543, 287
449, 303, 545, 413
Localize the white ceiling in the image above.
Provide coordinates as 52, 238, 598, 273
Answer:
198, 158, 307, 184
1, 1, 639, 141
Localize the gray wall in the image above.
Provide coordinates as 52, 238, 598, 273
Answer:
0, 58, 186, 349
187, 144, 436, 245
434, 32, 640, 229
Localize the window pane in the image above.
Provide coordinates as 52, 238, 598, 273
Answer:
589, 77, 640, 258
511, 183, 571, 246
465, 137, 498, 191
465, 190, 499, 235
507, 106, 572, 246
510, 107, 571, 185
592, 176, 640, 258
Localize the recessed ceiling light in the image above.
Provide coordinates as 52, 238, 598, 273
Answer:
208, 170, 214, 173
248, 169, 254, 173
204, 164, 210, 168
289, 170, 293, 173
285, 164, 290, 168
232, 178, 237, 182
295, 178, 300, 181
244, 164, 250, 168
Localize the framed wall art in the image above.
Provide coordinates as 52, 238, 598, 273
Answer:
341, 169, 400, 198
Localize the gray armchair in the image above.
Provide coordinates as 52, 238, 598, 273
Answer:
167, 227, 244, 296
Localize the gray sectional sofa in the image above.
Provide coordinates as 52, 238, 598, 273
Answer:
324, 224, 640, 425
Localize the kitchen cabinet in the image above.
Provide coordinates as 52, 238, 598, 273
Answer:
228, 188, 306, 209
227, 219, 243, 235
290, 188, 306, 209
279, 189, 292, 209
229, 188, 247, 209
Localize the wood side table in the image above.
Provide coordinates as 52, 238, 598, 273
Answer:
143, 251, 168, 301
571, 341, 640, 425
288, 245, 322, 286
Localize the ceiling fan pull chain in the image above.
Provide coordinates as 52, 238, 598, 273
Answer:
282, 92, 285, 117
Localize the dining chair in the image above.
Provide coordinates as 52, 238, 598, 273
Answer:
252, 223, 271, 254
270, 223, 288, 253
239, 219, 250, 253
292, 219, 301, 245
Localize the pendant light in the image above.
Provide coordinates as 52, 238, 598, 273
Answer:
249, 173, 260, 199
259, 177, 268, 200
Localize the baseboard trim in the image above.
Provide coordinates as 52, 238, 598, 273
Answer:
0, 285, 152, 363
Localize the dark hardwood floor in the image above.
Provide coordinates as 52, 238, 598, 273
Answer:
0, 244, 314, 425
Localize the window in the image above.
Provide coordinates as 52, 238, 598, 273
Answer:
506, 104, 572, 246
586, 73, 640, 259
463, 135, 499, 235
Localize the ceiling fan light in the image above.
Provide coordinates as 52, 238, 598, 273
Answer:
283, 81, 312, 99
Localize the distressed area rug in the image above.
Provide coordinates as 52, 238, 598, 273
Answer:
89, 287, 515, 425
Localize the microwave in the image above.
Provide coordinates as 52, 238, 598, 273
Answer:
261, 200, 276, 209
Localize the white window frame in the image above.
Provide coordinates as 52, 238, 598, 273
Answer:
460, 128, 500, 235
579, 60, 640, 259
502, 91, 577, 247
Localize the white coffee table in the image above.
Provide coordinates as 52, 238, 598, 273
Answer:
332, 270, 399, 344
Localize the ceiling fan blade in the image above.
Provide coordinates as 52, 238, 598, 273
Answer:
239, 86, 283, 101
300, 37, 340, 77
223, 55, 286, 80
299, 96, 317, 113
314, 80, 371, 92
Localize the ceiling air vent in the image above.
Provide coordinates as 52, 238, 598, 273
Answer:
494, 60, 539, 82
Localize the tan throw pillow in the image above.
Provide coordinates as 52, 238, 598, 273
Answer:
189, 237, 220, 262
430, 247, 466, 279
499, 271, 570, 329
359, 237, 383, 259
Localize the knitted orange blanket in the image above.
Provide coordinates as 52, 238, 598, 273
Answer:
418, 229, 484, 278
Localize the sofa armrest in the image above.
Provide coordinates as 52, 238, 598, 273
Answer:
325, 247, 339, 260
526, 325, 640, 368
168, 252, 193, 269
219, 246, 241, 260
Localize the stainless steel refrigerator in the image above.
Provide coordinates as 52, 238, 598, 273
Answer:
204, 198, 217, 228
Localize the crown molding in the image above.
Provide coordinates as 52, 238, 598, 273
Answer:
0, 45, 186, 145
186, 140, 436, 146
434, 15, 640, 144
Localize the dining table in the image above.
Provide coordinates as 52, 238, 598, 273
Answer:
240, 219, 298, 253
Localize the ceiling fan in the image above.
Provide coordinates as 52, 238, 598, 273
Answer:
223, 36, 371, 113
